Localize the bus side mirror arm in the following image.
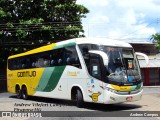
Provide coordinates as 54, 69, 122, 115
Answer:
89, 50, 109, 66
135, 52, 149, 65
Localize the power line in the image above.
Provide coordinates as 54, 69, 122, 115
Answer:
118, 22, 155, 39
0, 21, 83, 33
0, 24, 83, 33
0, 26, 82, 31
0, 24, 82, 29
0, 21, 81, 26
0, 28, 82, 33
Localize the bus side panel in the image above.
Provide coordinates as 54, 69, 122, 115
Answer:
28, 68, 44, 95
7, 69, 16, 94
34, 66, 88, 101
64, 66, 93, 102
33, 66, 67, 99
63, 66, 88, 100
7, 68, 44, 95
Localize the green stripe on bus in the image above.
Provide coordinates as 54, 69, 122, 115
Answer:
53, 42, 76, 49
35, 68, 55, 91
42, 66, 66, 92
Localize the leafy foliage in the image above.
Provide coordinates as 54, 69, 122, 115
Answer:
0, 0, 89, 44
0, 0, 89, 70
151, 33, 160, 49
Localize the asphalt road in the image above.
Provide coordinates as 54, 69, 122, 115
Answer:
0, 87, 160, 120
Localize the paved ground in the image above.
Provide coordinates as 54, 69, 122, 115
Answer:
0, 87, 160, 120
127, 87, 160, 111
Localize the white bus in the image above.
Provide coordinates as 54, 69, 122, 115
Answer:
7, 38, 148, 107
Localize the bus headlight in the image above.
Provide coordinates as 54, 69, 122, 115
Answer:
105, 87, 117, 93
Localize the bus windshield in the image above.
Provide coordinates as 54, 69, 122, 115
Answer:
100, 46, 141, 85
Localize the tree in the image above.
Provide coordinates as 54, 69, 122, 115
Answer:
0, 0, 89, 72
151, 33, 160, 49
0, 0, 89, 44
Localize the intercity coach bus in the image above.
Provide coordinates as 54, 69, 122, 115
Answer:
7, 38, 148, 107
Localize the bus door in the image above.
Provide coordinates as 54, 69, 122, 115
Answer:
86, 53, 104, 103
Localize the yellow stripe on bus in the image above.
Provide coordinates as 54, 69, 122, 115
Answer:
8, 43, 57, 59
110, 84, 131, 91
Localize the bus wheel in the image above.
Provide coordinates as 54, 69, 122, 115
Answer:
22, 86, 28, 100
16, 87, 22, 99
76, 89, 84, 108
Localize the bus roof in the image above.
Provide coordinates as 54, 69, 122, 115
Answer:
8, 38, 132, 59
75, 38, 132, 47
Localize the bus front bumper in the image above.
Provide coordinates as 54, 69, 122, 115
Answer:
103, 89, 143, 104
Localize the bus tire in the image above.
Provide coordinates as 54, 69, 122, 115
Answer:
76, 89, 84, 108
22, 86, 28, 100
16, 86, 22, 99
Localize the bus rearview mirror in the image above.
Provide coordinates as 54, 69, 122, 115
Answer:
135, 52, 149, 65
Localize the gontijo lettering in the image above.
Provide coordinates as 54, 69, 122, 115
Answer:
17, 71, 36, 77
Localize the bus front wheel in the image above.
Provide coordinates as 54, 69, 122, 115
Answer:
22, 86, 28, 100
76, 89, 84, 108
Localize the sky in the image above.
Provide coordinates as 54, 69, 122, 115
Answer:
77, 0, 160, 42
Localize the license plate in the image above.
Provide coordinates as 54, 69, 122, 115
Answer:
126, 96, 133, 101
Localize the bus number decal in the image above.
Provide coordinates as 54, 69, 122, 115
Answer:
17, 71, 36, 77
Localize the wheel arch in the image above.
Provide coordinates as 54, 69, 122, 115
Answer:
21, 84, 27, 89
71, 85, 85, 101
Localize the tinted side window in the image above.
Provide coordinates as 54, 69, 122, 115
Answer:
78, 44, 99, 54
65, 46, 81, 69
50, 48, 64, 66
8, 48, 65, 70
